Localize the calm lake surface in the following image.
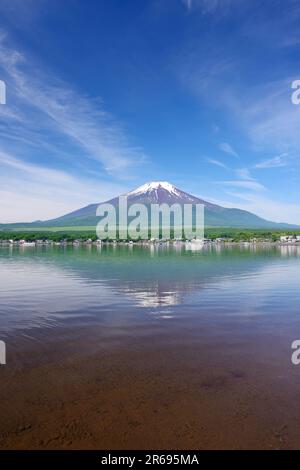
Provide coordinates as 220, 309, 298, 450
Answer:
1, 244, 300, 449
1, 244, 300, 335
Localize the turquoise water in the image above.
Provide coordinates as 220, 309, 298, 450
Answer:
1, 244, 300, 338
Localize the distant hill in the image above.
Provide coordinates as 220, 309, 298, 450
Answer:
0, 181, 298, 230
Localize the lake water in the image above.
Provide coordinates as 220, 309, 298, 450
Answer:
1, 244, 300, 449
1, 244, 300, 335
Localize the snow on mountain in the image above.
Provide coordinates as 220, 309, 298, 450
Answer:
128, 181, 181, 197
124, 181, 197, 204
14, 181, 297, 229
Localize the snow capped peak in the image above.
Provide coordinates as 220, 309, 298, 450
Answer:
123, 181, 199, 204
127, 181, 179, 196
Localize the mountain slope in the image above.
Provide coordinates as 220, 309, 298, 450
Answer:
0, 181, 297, 229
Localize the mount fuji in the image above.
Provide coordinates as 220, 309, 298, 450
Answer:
4, 181, 294, 230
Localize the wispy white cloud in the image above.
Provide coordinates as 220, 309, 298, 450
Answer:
177, 0, 300, 223
195, 189, 300, 225
182, 0, 193, 11
212, 123, 220, 134
219, 142, 239, 159
179, 54, 234, 96
238, 81, 300, 155
182, 0, 235, 14
224, 190, 300, 225
207, 158, 228, 169
235, 168, 254, 180
0, 34, 147, 177
217, 179, 266, 191
255, 153, 289, 169
0, 151, 73, 185
0, 151, 127, 223
176, 7, 300, 160
0, 32, 150, 222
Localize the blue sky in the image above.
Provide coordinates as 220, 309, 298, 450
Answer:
0, 0, 300, 223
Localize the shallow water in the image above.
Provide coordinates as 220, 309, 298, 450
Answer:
1, 244, 300, 449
